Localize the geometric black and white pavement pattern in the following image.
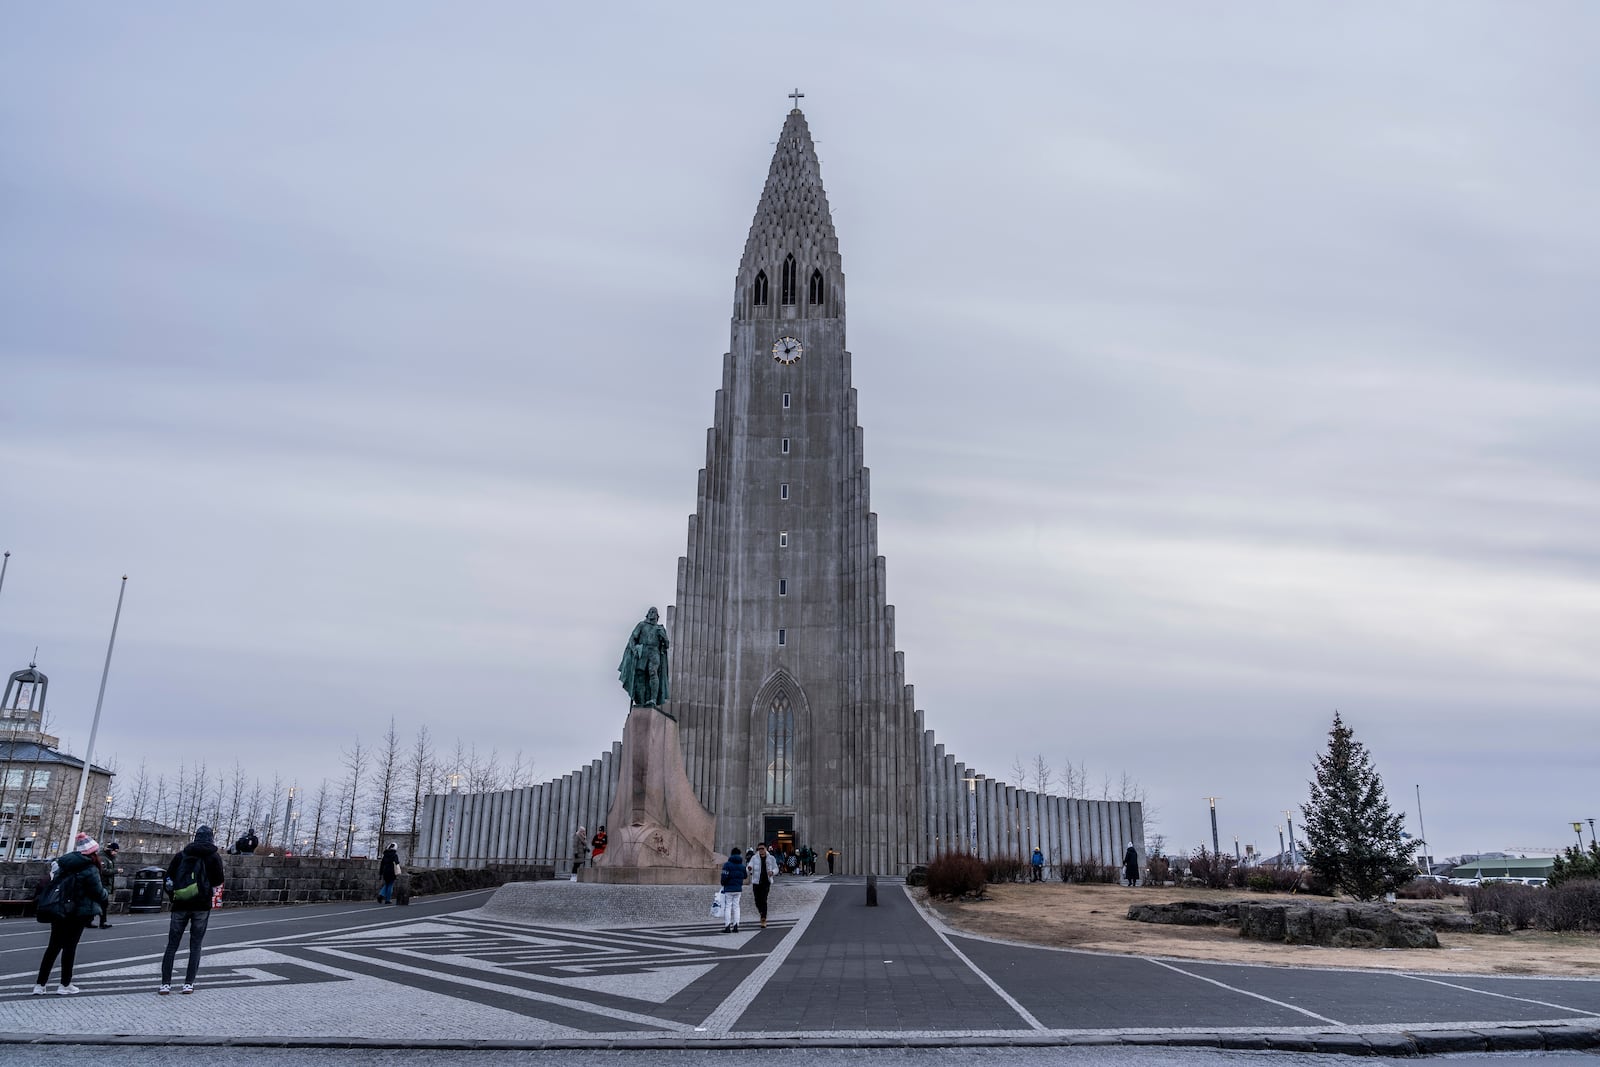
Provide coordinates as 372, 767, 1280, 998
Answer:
4, 880, 1600, 1051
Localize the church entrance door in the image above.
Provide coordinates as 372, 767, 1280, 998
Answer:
762, 815, 795, 862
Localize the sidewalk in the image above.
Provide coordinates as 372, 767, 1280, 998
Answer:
2, 881, 1597, 1054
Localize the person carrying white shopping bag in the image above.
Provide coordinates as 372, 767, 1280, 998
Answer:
717, 848, 747, 933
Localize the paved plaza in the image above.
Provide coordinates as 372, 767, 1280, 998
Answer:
2, 879, 1598, 1055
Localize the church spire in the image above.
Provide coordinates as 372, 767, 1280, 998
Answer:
736, 106, 842, 319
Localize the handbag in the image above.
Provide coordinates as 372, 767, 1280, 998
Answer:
710, 891, 725, 919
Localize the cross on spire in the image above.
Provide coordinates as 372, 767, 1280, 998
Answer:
788, 88, 805, 109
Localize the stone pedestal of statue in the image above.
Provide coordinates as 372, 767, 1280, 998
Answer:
579, 704, 719, 885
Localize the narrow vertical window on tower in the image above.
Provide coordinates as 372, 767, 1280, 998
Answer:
779, 578, 788, 596
782, 392, 791, 409
808, 268, 824, 305
779, 531, 788, 547
781, 437, 790, 454
752, 270, 769, 308
767, 693, 793, 803
780, 483, 789, 500
780, 253, 797, 305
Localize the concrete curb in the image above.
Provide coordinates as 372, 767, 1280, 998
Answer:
3, 1024, 1598, 1055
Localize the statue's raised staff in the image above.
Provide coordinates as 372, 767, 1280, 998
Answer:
618, 606, 671, 710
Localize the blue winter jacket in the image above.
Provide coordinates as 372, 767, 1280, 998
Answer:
720, 857, 747, 892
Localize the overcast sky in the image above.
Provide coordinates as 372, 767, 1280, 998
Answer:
2, 4, 1596, 862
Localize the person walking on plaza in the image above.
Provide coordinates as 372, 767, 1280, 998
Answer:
1030, 847, 1044, 882
589, 826, 607, 865
719, 848, 747, 933
160, 825, 226, 995
378, 843, 401, 904
33, 833, 108, 995
1123, 842, 1140, 887
572, 826, 589, 877
748, 842, 779, 928
97, 841, 120, 927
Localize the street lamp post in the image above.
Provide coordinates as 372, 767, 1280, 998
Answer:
1284, 811, 1299, 867
1589, 819, 1597, 849
1415, 784, 1431, 872
1574, 822, 1586, 851
1204, 797, 1221, 858
1277, 825, 1285, 869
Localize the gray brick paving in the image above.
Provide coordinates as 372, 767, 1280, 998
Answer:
1, 881, 1597, 1055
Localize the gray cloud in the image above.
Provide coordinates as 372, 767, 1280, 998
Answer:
3, 3, 1595, 860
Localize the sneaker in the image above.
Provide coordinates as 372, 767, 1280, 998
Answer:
31, 984, 46, 996
57, 984, 81, 995
159, 985, 171, 995
181, 985, 194, 994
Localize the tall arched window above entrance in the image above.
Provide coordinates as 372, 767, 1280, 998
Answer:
780, 254, 797, 305
766, 693, 794, 804
808, 268, 824, 305
752, 270, 768, 307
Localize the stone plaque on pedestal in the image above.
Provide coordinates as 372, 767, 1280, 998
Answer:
579, 704, 719, 885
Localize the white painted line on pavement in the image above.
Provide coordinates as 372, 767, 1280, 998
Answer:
912, 887, 1047, 1031
698, 893, 825, 1033
306, 942, 692, 1032
1143, 957, 1344, 1025
1400, 972, 1600, 1017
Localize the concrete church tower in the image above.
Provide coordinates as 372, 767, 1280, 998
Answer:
411, 106, 1144, 880
663, 106, 923, 875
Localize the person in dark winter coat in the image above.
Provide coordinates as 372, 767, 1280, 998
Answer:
160, 825, 227, 994
378, 844, 401, 903
718, 848, 747, 932
1123, 843, 1140, 887
234, 828, 258, 855
34, 833, 109, 995
97, 842, 120, 927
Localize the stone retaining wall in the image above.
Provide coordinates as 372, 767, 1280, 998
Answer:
1, 854, 553, 911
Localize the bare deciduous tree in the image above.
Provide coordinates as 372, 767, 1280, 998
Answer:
339, 737, 366, 857
406, 725, 435, 843
369, 719, 401, 855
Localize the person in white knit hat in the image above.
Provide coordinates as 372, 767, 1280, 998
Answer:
33, 833, 108, 995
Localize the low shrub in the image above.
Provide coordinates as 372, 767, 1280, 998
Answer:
1544, 879, 1600, 932
983, 853, 1027, 884
1395, 879, 1446, 900
1187, 848, 1237, 890
1465, 878, 1600, 932
1467, 882, 1542, 930
924, 851, 987, 899
1147, 856, 1171, 885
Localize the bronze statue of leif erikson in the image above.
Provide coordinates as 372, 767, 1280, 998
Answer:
618, 607, 671, 711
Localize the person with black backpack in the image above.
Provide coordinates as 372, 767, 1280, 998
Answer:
33, 833, 108, 995
159, 824, 226, 995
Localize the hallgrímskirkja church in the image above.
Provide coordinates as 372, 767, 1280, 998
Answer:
416, 106, 1143, 876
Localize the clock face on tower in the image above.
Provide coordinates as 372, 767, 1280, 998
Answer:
771, 336, 803, 365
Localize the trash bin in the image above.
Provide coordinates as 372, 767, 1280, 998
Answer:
130, 866, 167, 912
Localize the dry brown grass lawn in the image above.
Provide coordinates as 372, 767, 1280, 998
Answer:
917, 882, 1600, 977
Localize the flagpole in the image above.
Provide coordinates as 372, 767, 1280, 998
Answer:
67, 576, 128, 849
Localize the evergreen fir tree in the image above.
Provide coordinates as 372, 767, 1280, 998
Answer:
1548, 840, 1600, 886
1301, 712, 1418, 901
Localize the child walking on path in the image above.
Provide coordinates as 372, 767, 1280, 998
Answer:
719, 848, 747, 932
